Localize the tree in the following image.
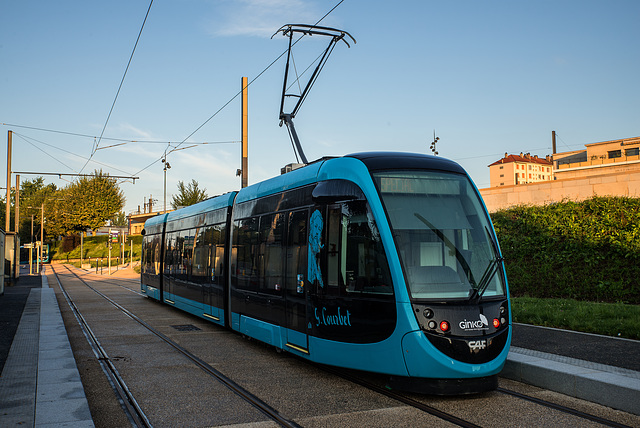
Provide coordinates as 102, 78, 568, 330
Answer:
0, 177, 57, 242
171, 179, 208, 209
17, 177, 57, 242
111, 211, 127, 227
64, 170, 126, 234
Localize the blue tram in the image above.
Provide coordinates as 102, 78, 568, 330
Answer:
141, 152, 511, 394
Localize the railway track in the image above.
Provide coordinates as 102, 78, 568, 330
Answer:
52, 264, 301, 428
325, 358, 636, 428
51, 264, 639, 427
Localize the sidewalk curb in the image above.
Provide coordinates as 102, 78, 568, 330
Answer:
503, 347, 640, 415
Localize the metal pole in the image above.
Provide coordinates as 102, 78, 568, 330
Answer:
241, 76, 249, 188
30, 215, 34, 275
80, 232, 83, 267
39, 203, 43, 274
108, 229, 112, 275
6, 130, 12, 232
163, 151, 167, 213
15, 175, 20, 237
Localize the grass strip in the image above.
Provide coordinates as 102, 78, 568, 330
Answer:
511, 296, 640, 340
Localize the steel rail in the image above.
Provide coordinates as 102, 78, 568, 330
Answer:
318, 365, 481, 428
51, 265, 152, 428
496, 387, 633, 428
56, 264, 302, 428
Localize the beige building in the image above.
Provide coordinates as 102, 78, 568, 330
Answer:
480, 136, 640, 212
553, 136, 640, 180
489, 153, 553, 187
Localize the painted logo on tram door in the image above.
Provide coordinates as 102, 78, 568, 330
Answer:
459, 314, 489, 331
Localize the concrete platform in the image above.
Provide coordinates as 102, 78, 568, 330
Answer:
0, 268, 94, 427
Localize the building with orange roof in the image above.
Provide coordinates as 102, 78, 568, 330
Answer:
488, 152, 553, 187
480, 136, 640, 212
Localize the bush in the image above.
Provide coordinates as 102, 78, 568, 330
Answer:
491, 196, 640, 304
60, 234, 81, 253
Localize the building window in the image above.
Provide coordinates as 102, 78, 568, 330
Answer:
500, 174, 504, 178
608, 150, 622, 159
528, 165, 532, 170
499, 166, 504, 169
625, 147, 639, 157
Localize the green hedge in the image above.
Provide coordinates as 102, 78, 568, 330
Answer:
491, 196, 640, 304
51, 235, 143, 261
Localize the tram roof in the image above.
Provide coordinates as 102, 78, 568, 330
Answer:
344, 152, 466, 175
234, 152, 467, 205
235, 161, 324, 204
166, 192, 237, 222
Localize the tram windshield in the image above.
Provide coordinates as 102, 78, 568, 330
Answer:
373, 170, 506, 300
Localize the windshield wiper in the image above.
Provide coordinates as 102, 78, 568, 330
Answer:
469, 227, 504, 302
413, 212, 477, 289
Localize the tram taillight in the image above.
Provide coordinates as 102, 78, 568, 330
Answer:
492, 318, 500, 328
439, 321, 450, 332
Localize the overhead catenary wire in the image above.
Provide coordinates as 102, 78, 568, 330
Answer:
14, 133, 78, 173
126, 0, 347, 181
0, 122, 238, 146
79, 0, 154, 175
13, 132, 140, 177
4, 0, 348, 188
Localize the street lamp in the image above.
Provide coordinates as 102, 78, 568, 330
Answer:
430, 130, 440, 156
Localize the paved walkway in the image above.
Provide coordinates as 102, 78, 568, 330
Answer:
0, 268, 93, 427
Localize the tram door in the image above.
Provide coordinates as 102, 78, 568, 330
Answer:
285, 210, 309, 352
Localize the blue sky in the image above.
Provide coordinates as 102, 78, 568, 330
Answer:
2, 0, 639, 215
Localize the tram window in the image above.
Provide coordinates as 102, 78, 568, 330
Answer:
374, 170, 506, 299
343, 201, 393, 296
286, 211, 308, 294
260, 213, 284, 295
235, 218, 260, 291
164, 233, 176, 276
204, 224, 225, 284
192, 226, 207, 283
325, 206, 347, 293
153, 235, 161, 275
175, 232, 187, 280
141, 236, 149, 274
143, 234, 162, 276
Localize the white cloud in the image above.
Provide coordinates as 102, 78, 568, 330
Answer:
209, 0, 319, 38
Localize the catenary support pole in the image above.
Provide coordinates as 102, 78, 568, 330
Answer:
241, 76, 249, 188
6, 130, 12, 232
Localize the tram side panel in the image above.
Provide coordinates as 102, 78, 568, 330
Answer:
227, 176, 405, 375
141, 194, 236, 327
141, 215, 167, 301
